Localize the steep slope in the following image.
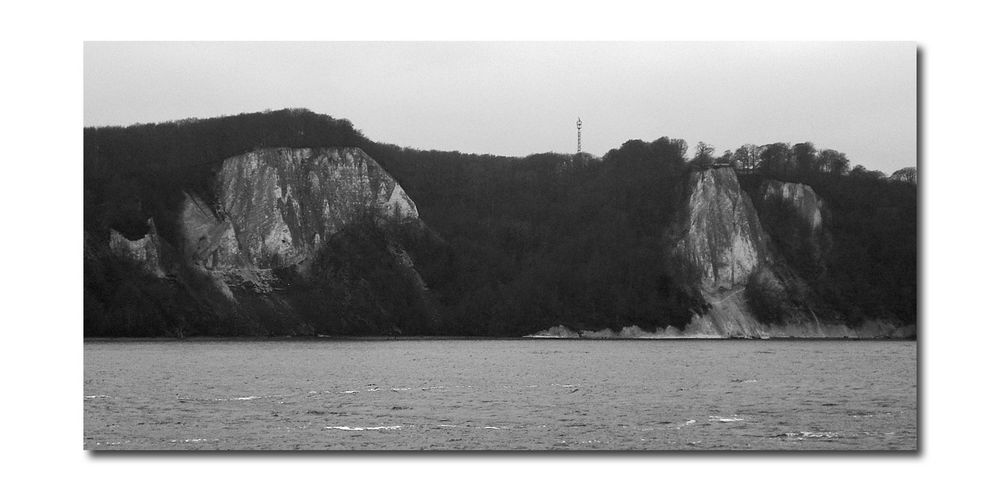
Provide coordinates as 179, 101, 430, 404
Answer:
664, 167, 911, 338
665, 167, 777, 337
108, 218, 167, 278
91, 147, 439, 337
179, 147, 420, 272
756, 179, 831, 273
84, 111, 916, 338
668, 167, 769, 293
761, 180, 824, 230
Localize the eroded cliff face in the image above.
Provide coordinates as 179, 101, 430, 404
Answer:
756, 179, 832, 279
102, 147, 437, 336
761, 180, 824, 230
669, 168, 768, 296
181, 147, 420, 271
661, 168, 908, 338
108, 218, 166, 278
666, 167, 774, 336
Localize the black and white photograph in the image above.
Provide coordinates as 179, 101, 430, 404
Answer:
8, 0, 1000, 488
82, 41, 917, 451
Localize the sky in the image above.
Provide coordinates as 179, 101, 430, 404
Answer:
84, 42, 916, 173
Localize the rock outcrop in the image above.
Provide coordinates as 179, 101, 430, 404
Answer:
527, 320, 915, 339
756, 179, 832, 281
108, 218, 166, 278
99, 146, 438, 336
761, 180, 824, 231
660, 168, 909, 338
669, 167, 769, 293
665, 167, 774, 337
181, 147, 420, 272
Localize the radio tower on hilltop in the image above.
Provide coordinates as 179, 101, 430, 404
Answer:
576, 117, 583, 154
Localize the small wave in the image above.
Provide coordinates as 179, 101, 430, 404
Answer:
168, 438, 218, 443
208, 393, 291, 402
731, 379, 758, 384
324, 425, 402, 431
709, 415, 745, 423
340, 390, 358, 394
800, 431, 839, 439
213, 395, 261, 401
390, 387, 412, 392
776, 431, 840, 440
84, 395, 109, 400
676, 419, 697, 429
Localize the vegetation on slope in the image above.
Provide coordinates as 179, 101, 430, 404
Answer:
84, 109, 917, 336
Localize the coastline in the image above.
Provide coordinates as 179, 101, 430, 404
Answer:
83, 334, 917, 342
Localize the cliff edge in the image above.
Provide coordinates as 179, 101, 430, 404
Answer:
97, 147, 439, 337
665, 168, 909, 338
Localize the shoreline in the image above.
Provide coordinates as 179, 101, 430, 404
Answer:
83, 335, 917, 342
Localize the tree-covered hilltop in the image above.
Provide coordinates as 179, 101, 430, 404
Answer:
84, 109, 916, 337
85, 109, 367, 244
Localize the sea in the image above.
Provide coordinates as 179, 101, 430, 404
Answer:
84, 339, 917, 451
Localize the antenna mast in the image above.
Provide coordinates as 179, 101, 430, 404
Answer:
576, 117, 582, 154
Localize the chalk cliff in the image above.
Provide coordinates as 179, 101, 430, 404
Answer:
108, 218, 166, 278
103, 147, 438, 336
662, 168, 907, 338
757, 179, 831, 268
668, 167, 768, 293
665, 167, 775, 337
532, 168, 911, 339
180, 147, 420, 271
761, 180, 823, 229
88, 110, 915, 338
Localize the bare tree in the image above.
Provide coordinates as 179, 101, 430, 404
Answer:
692, 141, 715, 168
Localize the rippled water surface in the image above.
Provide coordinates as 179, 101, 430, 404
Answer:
84, 339, 917, 450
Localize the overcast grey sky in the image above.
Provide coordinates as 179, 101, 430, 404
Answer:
84, 42, 915, 173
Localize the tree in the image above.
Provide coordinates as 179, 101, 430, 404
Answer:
649, 137, 688, 167
849, 165, 886, 180
691, 141, 715, 168
733, 144, 760, 173
718, 149, 733, 165
793, 142, 818, 175
889, 167, 917, 184
759, 142, 793, 177
817, 149, 850, 175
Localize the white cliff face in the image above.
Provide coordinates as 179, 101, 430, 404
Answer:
179, 147, 421, 270
663, 169, 899, 338
382, 182, 419, 220
759, 179, 830, 270
667, 168, 782, 337
761, 180, 824, 230
179, 192, 243, 269
670, 168, 768, 294
108, 219, 166, 277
